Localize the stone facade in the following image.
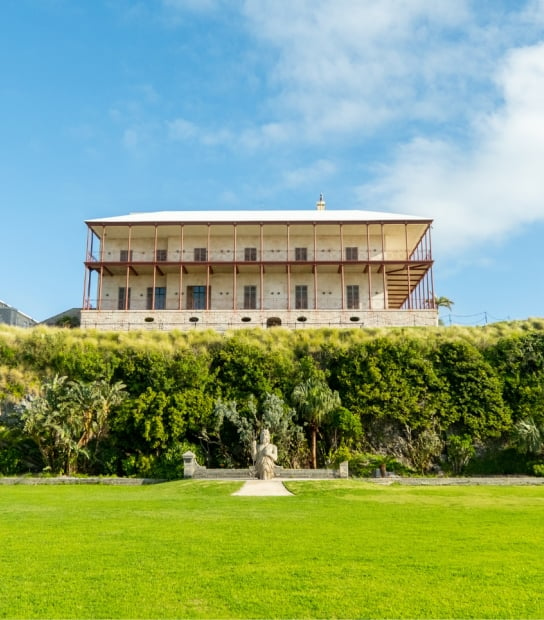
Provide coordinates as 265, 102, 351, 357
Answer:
80, 308, 438, 331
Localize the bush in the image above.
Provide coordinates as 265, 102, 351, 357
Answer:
3, 321, 544, 477
465, 447, 531, 475
329, 447, 409, 478
532, 463, 544, 477
446, 434, 476, 475
0, 426, 42, 475
121, 442, 204, 480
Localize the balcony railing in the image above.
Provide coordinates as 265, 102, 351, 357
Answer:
87, 249, 432, 263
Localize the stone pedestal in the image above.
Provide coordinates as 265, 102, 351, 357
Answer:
183, 451, 198, 478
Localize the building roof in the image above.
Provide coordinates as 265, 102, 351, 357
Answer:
86, 209, 431, 226
0, 299, 37, 326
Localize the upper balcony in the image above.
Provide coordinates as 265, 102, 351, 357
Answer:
86, 246, 432, 265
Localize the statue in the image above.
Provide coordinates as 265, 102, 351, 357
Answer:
251, 428, 278, 480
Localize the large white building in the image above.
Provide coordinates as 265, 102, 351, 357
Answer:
81, 198, 437, 331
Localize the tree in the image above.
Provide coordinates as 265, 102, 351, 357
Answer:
213, 393, 306, 468
21, 375, 72, 473
435, 296, 454, 311
68, 379, 126, 455
324, 406, 363, 453
446, 434, 476, 475
512, 417, 543, 455
214, 396, 257, 466
433, 341, 510, 440
211, 338, 294, 401
486, 333, 544, 425
292, 362, 341, 469
21, 376, 126, 474
260, 392, 307, 467
402, 425, 443, 474
329, 338, 447, 457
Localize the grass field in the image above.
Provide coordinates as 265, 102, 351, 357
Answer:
0, 480, 543, 619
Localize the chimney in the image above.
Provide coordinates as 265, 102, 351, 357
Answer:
316, 193, 326, 211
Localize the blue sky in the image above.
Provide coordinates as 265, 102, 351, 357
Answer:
1, 0, 544, 324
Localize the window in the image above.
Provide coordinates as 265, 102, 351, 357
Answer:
295, 285, 308, 309
117, 287, 131, 310
119, 250, 133, 262
345, 247, 358, 260
146, 287, 167, 310
295, 247, 308, 261
346, 285, 360, 309
156, 249, 167, 262
244, 247, 257, 261
187, 285, 208, 309
243, 285, 257, 309
194, 248, 207, 261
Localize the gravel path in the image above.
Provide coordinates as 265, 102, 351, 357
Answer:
231, 480, 294, 496
367, 475, 544, 486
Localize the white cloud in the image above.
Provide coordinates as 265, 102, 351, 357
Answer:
231, 0, 544, 152
521, 0, 544, 24
167, 118, 198, 141
131, 0, 544, 248
200, 128, 234, 146
160, 2, 541, 155
240, 0, 489, 143
356, 42, 544, 255
181, 0, 476, 152
121, 122, 160, 153
238, 122, 293, 150
167, 117, 234, 147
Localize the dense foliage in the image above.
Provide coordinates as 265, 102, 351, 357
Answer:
1, 320, 544, 477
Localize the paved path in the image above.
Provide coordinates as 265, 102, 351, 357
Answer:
368, 476, 544, 486
232, 479, 294, 496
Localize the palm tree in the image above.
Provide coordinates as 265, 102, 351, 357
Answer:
292, 376, 340, 469
22, 375, 71, 473
67, 379, 126, 472
434, 296, 454, 311
512, 417, 543, 455
22, 376, 126, 474
69, 379, 126, 451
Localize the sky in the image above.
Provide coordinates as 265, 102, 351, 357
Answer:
1, 0, 544, 325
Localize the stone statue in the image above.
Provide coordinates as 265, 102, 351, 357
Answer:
251, 429, 278, 480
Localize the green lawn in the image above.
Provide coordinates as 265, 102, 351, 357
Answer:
0, 480, 542, 619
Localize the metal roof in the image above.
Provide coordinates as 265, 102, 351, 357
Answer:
86, 209, 431, 225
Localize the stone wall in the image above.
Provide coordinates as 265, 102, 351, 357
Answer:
81, 308, 438, 331
182, 451, 349, 480
0, 477, 164, 485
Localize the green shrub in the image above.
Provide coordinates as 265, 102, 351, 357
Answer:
3, 321, 544, 477
0, 426, 42, 475
532, 463, 544, 477
121, 442, 204, 480
446, 434, 476, 474
329, 447, 409, 477
466, 447, 531, 475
